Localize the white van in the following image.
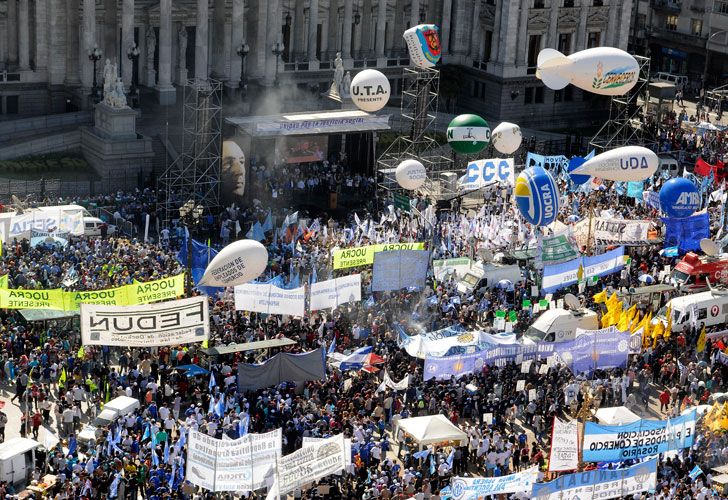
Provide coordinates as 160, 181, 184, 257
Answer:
525, 308, 600, 342
0, 438, 40, 486
654, 72, 688, 87
657, 291, 728, 332
456, 262, 522, 294
658, 154, 680, 178
0, 204, 115, 239
78, 396, 140, 445
83, 216, 116, 237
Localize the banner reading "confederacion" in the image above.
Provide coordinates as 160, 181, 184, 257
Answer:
333, 242, 426, 269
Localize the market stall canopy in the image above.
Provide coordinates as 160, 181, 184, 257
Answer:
201, 338, 296, 356
396, 414, 468, 445
226, 110, 391, 137
174, 364, 210, 378
594, 406, 640, 425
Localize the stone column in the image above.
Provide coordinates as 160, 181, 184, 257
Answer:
547, 0, 559, 51
326, 0, 338, 59
489, 0, 501, 62
265, 0, 280, 84
469, 1, 480, 60
230, 0, 244, 86
607, 0, 619, 47
501, 0, 519, 73
81, 0, 96, 88
48, 0, 64, 84
212, 0, 227, 78
392, 0, 404, 51
7, 0, 18, 66
342, 0, 353, 60
516, 0, 529, 66
448, 0, 468, 57
35, 0, 48, 69
617, 0, 633, 50
65, 0, 80, 84
104, 0, 117, 66
157, 0, 175, 103
410, 0, 419, 29
293, 0, 305, 60
353, 16, 361, 56
575, 0, 588, 51
195, 0, 209, 80
376, 0, 387, 58
307, 0, 319, 61
121, 0, 134, 86
440, 0, 451, 54
360, 0, 372, 58
18, 0, 29, 70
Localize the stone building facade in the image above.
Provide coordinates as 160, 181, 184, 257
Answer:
0, 0, 632, 129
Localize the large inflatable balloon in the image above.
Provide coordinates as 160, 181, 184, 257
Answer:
395, 159, 426, 190
491, 122, 522, 155
199, 239, 268, 287
569, 146, 658, 182
515, 167, 560, 226
350, 69, 391, 112
403, 24, 441, 68
537, 47, 639, 96
447, 114, 491, 154
659, 178, 700, 218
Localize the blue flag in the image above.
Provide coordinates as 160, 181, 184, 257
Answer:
662, 212, 710, 252
689, 465, 703, 481
252, 221, 265, 242
239, 414, 250, 437
151, 446, 159, 467
176, 236, 219, 286
68, 436, 77, 455
215, 397, 226, 418
109, 474, 121, 498
163, 439, 170, 464
262, 210, 273, 233
208, 372, 216, 391
327, 336, 336, 355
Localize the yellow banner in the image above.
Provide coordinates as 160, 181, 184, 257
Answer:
0, 273, 186, 311
333, 242, 426, 269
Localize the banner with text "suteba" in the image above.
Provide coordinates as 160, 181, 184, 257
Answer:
582, 410, 696, 462
332, 242, 426, 269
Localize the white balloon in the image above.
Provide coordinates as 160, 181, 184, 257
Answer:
350, 69, 391, 112
491, 122, 522, 154
199, 239, 268, 287
570, 146, 659, 182
395, 159, 426, 190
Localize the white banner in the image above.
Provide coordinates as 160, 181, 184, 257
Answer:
445, 467, 538, 499
301, 436, 353, 470
234, 283, 306, 316
276, 434, 347, 495
309, 274, 362, 310
548, 418, 579, 472
574, 218, 653, 247
459, 158, 515, 190
80, 296, 209, 347
186, 429, 282, 492
433, 258, 473, 280
372, 249, 429, 292
377, 370, 410, 393
8, 208, 84, 237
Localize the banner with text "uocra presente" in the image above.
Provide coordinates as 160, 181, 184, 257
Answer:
332, 242, 426, 269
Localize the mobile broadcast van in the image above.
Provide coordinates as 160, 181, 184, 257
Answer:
456, 262, 522, 294
524, 308, 600, 342
78, 396, 140, 445
657, 291, 728, 332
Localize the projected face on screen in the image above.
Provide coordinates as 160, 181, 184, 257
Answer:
222, 140, 246, 202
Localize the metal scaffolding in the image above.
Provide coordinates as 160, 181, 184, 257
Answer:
160, 78, 223, 226
377, 67, 455, 201
589, 55, 655, 152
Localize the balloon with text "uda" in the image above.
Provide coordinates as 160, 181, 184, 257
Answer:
447, 114, 491, 154
350, 69, 391, 112
659, 178, 700, 218
395, 159, 427, 190
491, 122, 522, 155
199, 239, 268, 287
515, 167, 560, 226
568, 146, 658, 182
537, 47, 639, 96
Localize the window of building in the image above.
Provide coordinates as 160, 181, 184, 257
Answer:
558, 33, 572, 54
564, 86, 574, 101
473, 81, 479, 98
564, 0, 575, 6
527, 34, 542, 69
525, 87, 534, 104
486, 0, 495, 5
534, 0, 545, 8
637, 13, 646, 29
554, 89, 563, 102
483, 31, 493, 62
5, 96, 18, 114
593, 0, 604, 5
716, 0, 728, 14
691, 18, 703, 36
587, 32, 601, 48
480, 82, 487, 100
666, 15, 678, 31
535, 87, 544, 103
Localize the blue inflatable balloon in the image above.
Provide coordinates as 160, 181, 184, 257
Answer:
515, 167, 560, 226
659, 178, 700, 218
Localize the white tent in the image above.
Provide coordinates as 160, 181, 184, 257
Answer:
395, 414, 468, 445
594, 406, 640, 425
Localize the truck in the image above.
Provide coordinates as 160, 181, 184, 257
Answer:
456, 262, 523, 294
671, 252, 728, 292
0, 204, 116, 240
656, 291, 728, 332
78, 396, 140, 446
0, 438, 40, 487
524, 308, 600, 342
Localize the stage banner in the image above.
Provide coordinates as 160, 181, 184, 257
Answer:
372, 249, 429, 291
662, 212, 710, 252
533, 458, 658, 500
310, 274, 362, 310
80, 296, 209, 347
459, 158, 515, 190
127, 274, 186, 304
7, 208, 84, 237
441, 467, 538, 500
276, 433, 347, 495
433, 257, 473, 280
582, 410, 697, 462
548, 418, 579, 472
0, 288, 66, 310
541, 246, 625, 294
332, 242, 426, 269
186, 429, 282, 492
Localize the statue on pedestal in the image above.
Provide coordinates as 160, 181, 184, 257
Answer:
331, 52, 344, 98
146, 27, 156, 65
341, 71, 352, 99
178, 26, 188, 70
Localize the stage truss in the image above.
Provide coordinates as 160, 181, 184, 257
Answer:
377, 67, 455, 203
160, 78, 223, 226
589, 55, 655, 152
